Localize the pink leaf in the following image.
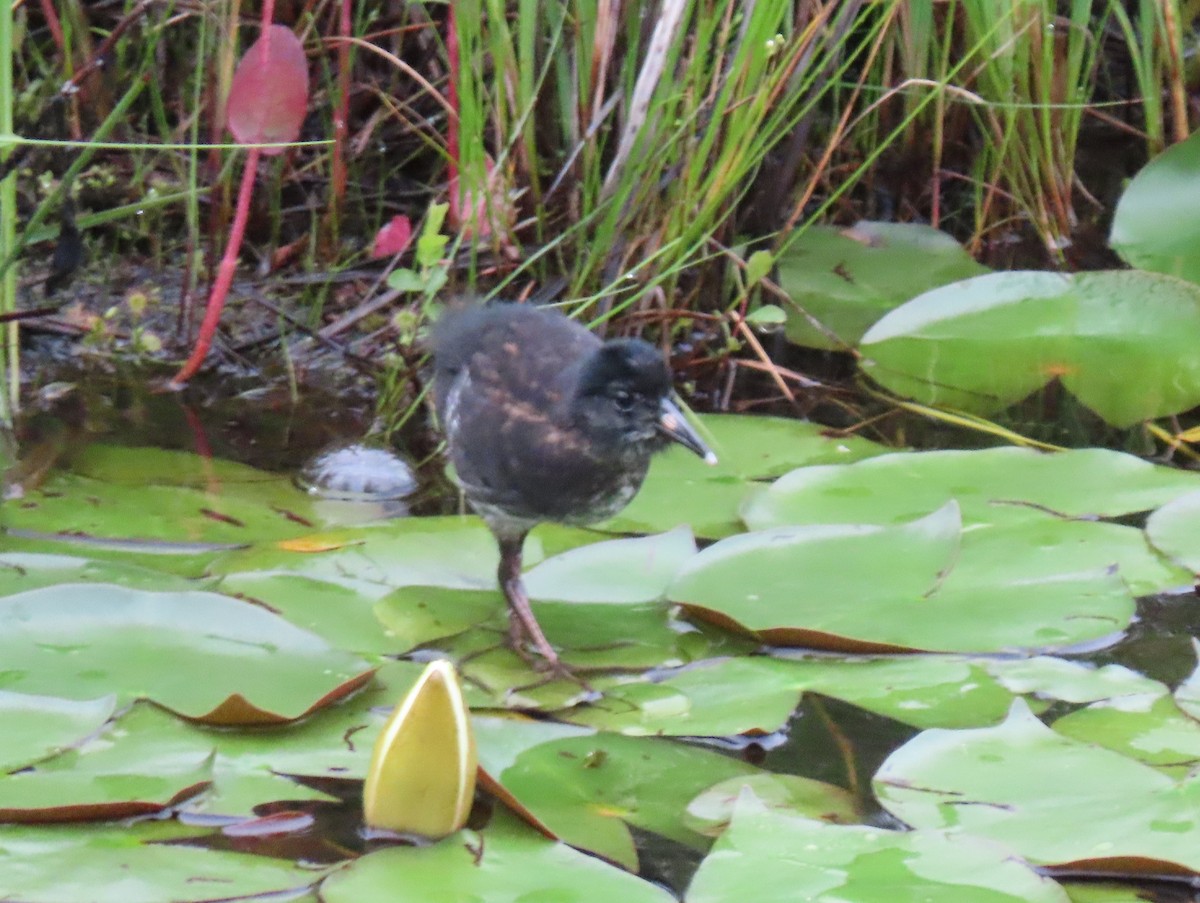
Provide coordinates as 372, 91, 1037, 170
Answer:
226, 25, 309, 154
371, 215, 414, 259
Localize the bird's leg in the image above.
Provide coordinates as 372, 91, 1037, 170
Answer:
496, 532, 561, 669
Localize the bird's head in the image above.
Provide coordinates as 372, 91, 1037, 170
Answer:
571, 339, 716, 464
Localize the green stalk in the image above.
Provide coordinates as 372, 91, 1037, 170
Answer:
0, 0, 14, 421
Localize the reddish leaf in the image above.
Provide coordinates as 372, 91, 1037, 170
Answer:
226, 25, 309, 153
372, 215, 414, 259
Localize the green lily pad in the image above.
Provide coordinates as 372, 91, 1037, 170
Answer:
8, 466, 324, 545
0, 584, 373, 724
684, 773, 859, 835
686, 792, 1070, 898
0, 552, 200, 598
776, 221, 989, 350
210, 517, 597, 597
217, 573, 401, 655
1053, 696, 1200, 778
0, 718, 212, 822
377, 529, 729, 672
0, 531, 226, 579
1110, 128, 1200, 284
673, 503, 1137, 653
1146, 489, 1200, 572
604, 415, 888, 538
320, 811, 675, 903
0, 692, 117, 773
566, 654, 1016, 736
860, 269, 1200, 426
0, 823, 330, 902
986, 656, 1166, 708
523, 528, 696, 603
743, 446, 1200, 531
671, 504, 961, 652
1063, 884, 1153, 903
473, 715, 763, 869
70, 444, 281, 487
685, 792, 1070, 903
876, 700, 1200, 873
1169, 638, 1200, 722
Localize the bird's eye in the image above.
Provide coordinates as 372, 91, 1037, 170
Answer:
612, 389, 635, 412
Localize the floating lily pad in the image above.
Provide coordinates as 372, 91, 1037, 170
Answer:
9, 473, 321, 545
684, 774, 859, 836
0, 552, 200, 598
673, 504, 1136, 653
685, 792, 1070, 903
1053, 696, 1200, 778
987, 656, 1166, 708
777, 221, 989, 350
70, 444, 281, 487
320, 811, 675, 903
604, 416, 888, 538
566, 654, 1013, 736
0, 823, 330, 902
876, 700, 1200, 873
0, 584, 373, 724
1146, 489, 1200, 572
98, 662, 421, 817
860, 269, 1200, 426
0, 692, 117, 773
0, 719, 212, 822
210, 517, 597, 598
743, 446, 1200, 531
1063, 884, 1153, 903
0, 532, 227, 579
672, 504, 961, 652
523, 528, 696, 603
1110, 128, 1200, 284
472, 715, 763, 869
218, 573, 401, 655
1169, 639, 1200, 722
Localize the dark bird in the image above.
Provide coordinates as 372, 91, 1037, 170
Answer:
431, 303, 716, 672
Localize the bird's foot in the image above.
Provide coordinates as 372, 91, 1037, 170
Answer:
508, 617, 595, 692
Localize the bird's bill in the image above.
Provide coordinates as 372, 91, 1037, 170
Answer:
658, 396, 718, 465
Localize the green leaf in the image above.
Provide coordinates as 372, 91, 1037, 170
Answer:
0, 823, 330, 902
670, 505, 961, 651
744, 303, 786, 328
860, 269, 1200, 426
473, 716, 764, 866
0, 584, 372, 723
1110, 128, 1200, 284
1146, 488, 1200, 571
415, 203, 450, 268
744, 249, 775, 285
673, 505, 1138, 653
604, 414, 887, 539
686, 793, 1070, 903
320, 812, 675, 903
385, 268, 425, 292
0, 719, 212, 822
1053, 696, 1200, 778
876, 700, 1200, 872
523, 528, 696, 603
0, 692, 117, 773
743, 446, 1200, 531
778, 221, 988, 349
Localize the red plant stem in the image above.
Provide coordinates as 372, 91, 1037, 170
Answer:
37, 0, 64, 51
170, 147, 262, 386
